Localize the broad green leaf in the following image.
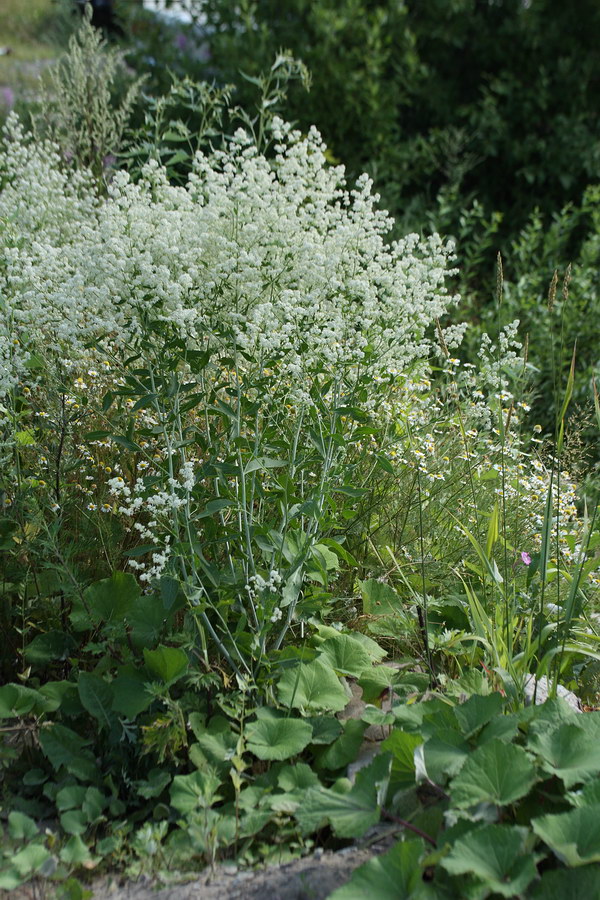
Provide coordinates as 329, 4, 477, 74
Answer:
244, 456, 287, 474
246, 716, 313, 761
453, 692, 505, 738
56, 785, 87, 811
360, 579, 403, 615
8, 811, 38, 841
77, 673, 115, 730
567, 780, 600, 808
111, 673, 153, 718
80, 570, 141, 626
11, 844, 52, 878
528, 722, 600, 788
170, 770, 223, 814
306, 715, 343, 745
24, 631, 77, 664
529, 865, 600, 898
39, 724, 96, 781
60, 809, 88, 835
59, 835, 95, 866
441, 824, 538, 897
382, 730, 424, 789
329, 839, 424, 900
277, 763, 320, 792
296, 753, 391, 838
277, 658, 349, 712
358, 665, 400, 704
143, 645, 188, 683
423, 729, 469, 783
450, 739, 536, 808
134, 768, 172, 800
532, 805, 600, 865
316, 719, 366, 770
0, 683, 43, 718
318, 634, 374, 677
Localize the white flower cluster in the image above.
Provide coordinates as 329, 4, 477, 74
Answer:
0, 114, 457, 401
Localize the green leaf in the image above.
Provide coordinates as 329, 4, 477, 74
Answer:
305, 715, 343, 745
170, 770, 223, 814
329, 840, 424, 900
75, 571, 141, 629
318, 634, 374, 677
111, 673, 153, 717
8, 811, 38, 841
441, 824, 538, 897
382, 730, 424, 789
143, 645, 188, 683
196, 498, 235, 518
56, 786, 87, 811
24, 631, 77, 664
59, 835, 95, 866
453, 692, 505, 738
450, 739, 537, 808
316, 719, 366, 771
423, 730, 470, 783
528, 721, 600, 788
277, 763, 320, 792
277, 658, 349, 712
296, 753, 391, 838
358, 665, 400, 703
529, 865, 600, 898
11, 844, 52, 878
60, 809, 88, 835
532, 805, 600, 865
39, 724, 95, 781
134, 768, 172, 800
77, 673, 115, 730
0, 683, 43, 718
246, 716, 313, 761
360, 579, 402, 615
244, 456, 287, 474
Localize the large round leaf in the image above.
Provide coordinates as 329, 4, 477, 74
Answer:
318, 634, 374, 677
529, 865, 600, 898
277, 658, 348, 712
528, 722, 600, 788
450, 739, 536, 808
246, 716, 313, 761
441, 824, 538, 897
532, 805, 600, 866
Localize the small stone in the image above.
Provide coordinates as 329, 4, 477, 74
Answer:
523, 675, 581, 711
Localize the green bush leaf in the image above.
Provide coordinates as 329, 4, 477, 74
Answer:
316, 719, 366, 770
0, 684, 43, 719
306, 715, 343, 745
329, 840, 424, 899
39, 724, 96, 781
528, 722, 600, 788
441, 824, 538, 897
532, 805, 600, 866
450, 739, 537, 808
170, 770, 223, 814
277, 658, 349, 712
246, 716, 313, 761
8, 811, 38, 842
529, 865, 600, 898
296, 753, 391, 838
453, 692, 505, 738
382, 730, 424, 789
360, 579, 402, 615
77, 673, 115, 730
78, 571, 141, 628
423, 729, 470, 783
143, 645, 188, 683
318, 634, 374, 677
111, 673, 153, 717
24, 631, 77, 664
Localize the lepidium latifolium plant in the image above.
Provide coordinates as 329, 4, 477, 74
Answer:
0, 112, 458, 686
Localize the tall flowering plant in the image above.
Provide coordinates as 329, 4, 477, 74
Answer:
0, 113, 457, 679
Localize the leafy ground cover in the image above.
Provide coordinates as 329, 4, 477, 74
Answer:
2, 11, 600, 900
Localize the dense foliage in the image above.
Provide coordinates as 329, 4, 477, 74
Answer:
1, 8, 600, 898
